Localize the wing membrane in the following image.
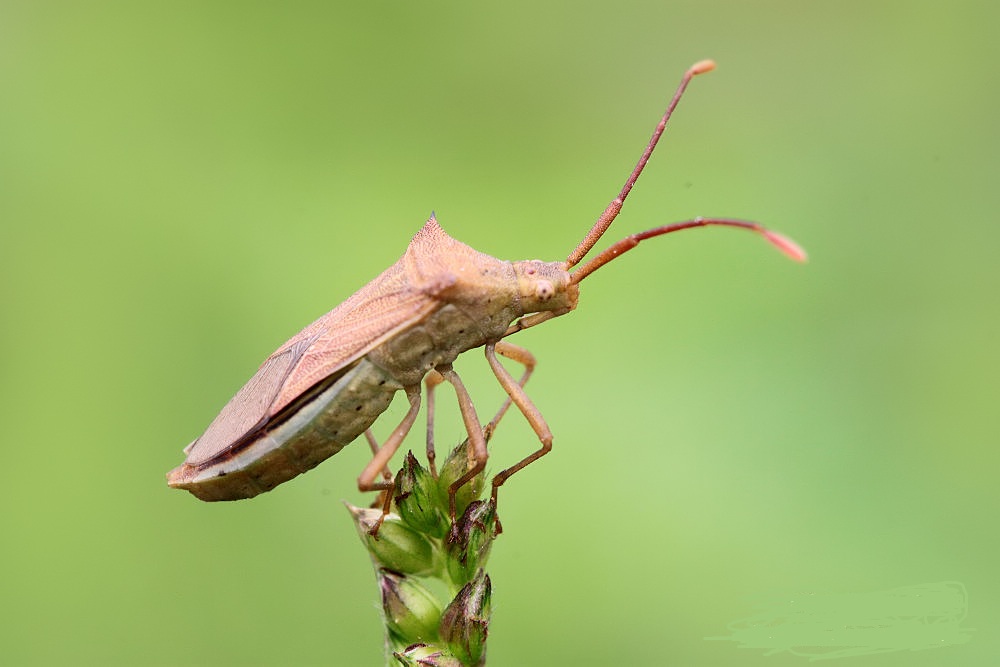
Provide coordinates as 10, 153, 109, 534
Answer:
184, 243, 440, 466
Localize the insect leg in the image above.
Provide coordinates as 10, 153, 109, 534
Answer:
484, 343, 553, 501
363, 429, 394, 483
435, 364, 488, 518
423, 370, 445, 477
485, 341, 536, 436
362, 429, 395, 511
503, 310, 559, 338
357, 385, 422, 493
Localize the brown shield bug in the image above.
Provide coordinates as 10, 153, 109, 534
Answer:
167, 60, 805, 514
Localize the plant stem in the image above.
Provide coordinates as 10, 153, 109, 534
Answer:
347, 440, 497, 666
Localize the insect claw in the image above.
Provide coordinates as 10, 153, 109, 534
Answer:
488, 486, 505, 535
367, 483, 396, 538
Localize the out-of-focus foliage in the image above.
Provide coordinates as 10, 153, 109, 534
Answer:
1, 2, 997, 665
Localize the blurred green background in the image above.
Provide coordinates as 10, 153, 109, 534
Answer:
2, 1, 997, 665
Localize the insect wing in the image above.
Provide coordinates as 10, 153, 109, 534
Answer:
181, 333, 320, 466
181, 250, 441, 467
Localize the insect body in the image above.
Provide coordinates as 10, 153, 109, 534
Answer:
167, 60, 805, 509
168, 221, 575, 502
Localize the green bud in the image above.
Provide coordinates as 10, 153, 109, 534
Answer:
346, 504, 437, 576
379, 570, 442, 644
445, 499, 497, 585
436, 437, 488, 517
395, 451, 449, 538
392, 643, 464, 667
440, 570, 491, 666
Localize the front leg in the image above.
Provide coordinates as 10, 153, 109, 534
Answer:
485, 340, 537, 436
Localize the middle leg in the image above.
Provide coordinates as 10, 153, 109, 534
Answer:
435, 364, 488, 518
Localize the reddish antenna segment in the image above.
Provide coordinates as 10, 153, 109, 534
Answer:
564, 58, 805, 282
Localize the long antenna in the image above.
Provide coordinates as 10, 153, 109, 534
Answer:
570, 217, 807, 284
565, 59, 717, 269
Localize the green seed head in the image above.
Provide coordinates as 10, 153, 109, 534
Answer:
445, 499, 497, 585
395, 451, 449, 538
346, 504, 438, 577
379, 569, 443, 644
440, 570, 492, 666
392, 643, 465, 667
436, 438, 487, 516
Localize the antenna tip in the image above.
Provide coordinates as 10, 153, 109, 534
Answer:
763, 230, 808, 263
690, 59, 717, 75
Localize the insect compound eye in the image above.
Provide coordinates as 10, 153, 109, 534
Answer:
534, 279, 554, 301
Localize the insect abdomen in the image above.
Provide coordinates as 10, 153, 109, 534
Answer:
168, 358, 402, 501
